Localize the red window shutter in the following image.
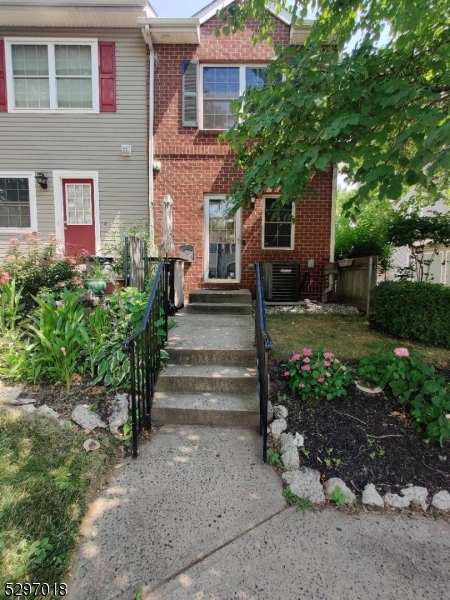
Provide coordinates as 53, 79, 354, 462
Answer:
99, 41, 116, 112
0, 40, 7, 112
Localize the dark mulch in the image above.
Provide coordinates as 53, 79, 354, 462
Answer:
270, 361, 450, 497
19, 377, 118, 425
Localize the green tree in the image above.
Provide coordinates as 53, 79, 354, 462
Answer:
334, 187, 394, 273
387, 212, 450, 281
217, 0, 450, 214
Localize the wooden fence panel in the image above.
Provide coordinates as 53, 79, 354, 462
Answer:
336, 256, 378, 314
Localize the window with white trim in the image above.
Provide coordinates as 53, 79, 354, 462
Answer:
6, 40, 98, 112
201, 65, 267, 130
0, 173, 37, 230
263, 196, 294, 249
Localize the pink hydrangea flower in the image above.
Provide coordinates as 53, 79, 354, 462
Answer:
290, 353, 301, 362
284, 371, 290, 377
323, 360, 331, 367
0, 272, 10, 285
299, 383, 305, 388
301, 364, 311, 371
324, 352, 334, 359
340, 365, 347, 371
60, 347, 66, 356
302, 349, 313, 356
394, 347, 409, 357
314, 362, 319, 367
303, 357, 310, 363
317, 377, 325, 383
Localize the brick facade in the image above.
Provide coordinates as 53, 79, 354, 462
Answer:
153, 13, 334, 299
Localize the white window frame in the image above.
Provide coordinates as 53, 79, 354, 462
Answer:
199, 64, 267, 130
53, 170, 100, 254
262, 195, 295, 250
5, 38, 99, 114
0, 171, 38, 232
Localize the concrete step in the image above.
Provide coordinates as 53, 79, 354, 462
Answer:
189, 289, 252, 305
152, 391, 259, 427
167, 348, 255, 367
157, 364, 257, 394
186, 303, 252, 315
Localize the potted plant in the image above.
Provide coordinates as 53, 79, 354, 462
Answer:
84, 259, 108, 297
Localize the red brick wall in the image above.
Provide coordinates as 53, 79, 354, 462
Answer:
153, 14, 333, 299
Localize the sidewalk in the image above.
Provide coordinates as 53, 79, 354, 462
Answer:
67, 309, 450, 600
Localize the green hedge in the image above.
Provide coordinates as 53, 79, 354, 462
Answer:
371, 281, 450, 349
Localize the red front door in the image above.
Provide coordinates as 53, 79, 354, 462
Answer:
63, 179, 96, 256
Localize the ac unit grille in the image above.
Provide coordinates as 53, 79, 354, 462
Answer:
263, 262, 300, 302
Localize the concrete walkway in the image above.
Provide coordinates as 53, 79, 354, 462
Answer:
67, 422, 450, 600
67, 306, 450, 599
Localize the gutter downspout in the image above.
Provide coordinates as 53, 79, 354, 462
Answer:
143, 24, 157, 255
330, 165, 337, 262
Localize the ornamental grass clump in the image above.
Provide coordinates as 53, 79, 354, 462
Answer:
283, 348, 352, 401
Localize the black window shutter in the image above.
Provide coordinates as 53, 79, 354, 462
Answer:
182, 60, 198, 127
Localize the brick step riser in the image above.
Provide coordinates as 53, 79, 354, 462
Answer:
188, 293, 252, 305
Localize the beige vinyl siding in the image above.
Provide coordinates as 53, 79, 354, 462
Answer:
0, 1, 145, 6
0, 27, 148, 256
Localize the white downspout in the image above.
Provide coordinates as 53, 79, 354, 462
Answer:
143, 24, 157, 255
330, 164, 337, 262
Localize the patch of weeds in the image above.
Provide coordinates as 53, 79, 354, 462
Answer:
283, 486, 315, 513
277, 393, 288, 403
438, 455, 447, 462
268, 449, 283, 468
324, 447, 341, 467
301, 447, 310, 458
330, 485, 346, 507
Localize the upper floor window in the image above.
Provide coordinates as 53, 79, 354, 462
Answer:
263, 196, 295, 249
5, 40, 99, 112
200, 65, 267, 130
0, 172, 37, 231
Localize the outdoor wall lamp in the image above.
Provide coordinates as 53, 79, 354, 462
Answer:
250, 192, 258, 209
35, 172, 48, 190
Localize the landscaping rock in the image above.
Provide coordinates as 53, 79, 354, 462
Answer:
293, 432, 304, 447
274, 405, 288, 420
109, 393, 129, 435
71, 405, 107, 430
19, 404, 36, 414
324, 478, 356, 504
281, 448, 300, 471
37, 404, 59, 419
431, 490, 450, 511
0, 386, 23, 404
8, 397, 36, 406
384, 493, 410, 509
83, 438, 101, 452
401, 486, 428, 511
280, 433, 296, 454
355, 380, 383, 394
282, 467, 325, 505
362, 484, 385, 508
270, 418, 287, 439
267, 401, 274, 424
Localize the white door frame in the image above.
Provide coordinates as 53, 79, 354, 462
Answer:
53, 170, 100, 254
203, 195, 241, 283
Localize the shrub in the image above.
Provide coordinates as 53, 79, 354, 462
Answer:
358, 347, 450, 445
0, 234, 83, 309
0, 274, 24, 334
283, 348, 352, 401
371, 280, 450, 348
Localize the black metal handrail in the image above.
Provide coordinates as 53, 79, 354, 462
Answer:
255, 262, 273, 462
123, 262, 169, 457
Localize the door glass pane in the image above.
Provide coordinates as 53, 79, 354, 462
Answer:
208, 199, 236, 280
66, 184, 92, 225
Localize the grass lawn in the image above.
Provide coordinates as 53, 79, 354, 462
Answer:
0, 407, 118, 594
267, 313, 450, 368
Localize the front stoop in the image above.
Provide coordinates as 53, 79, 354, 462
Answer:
186, 289, 252, 315
153, 300, 259, 427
